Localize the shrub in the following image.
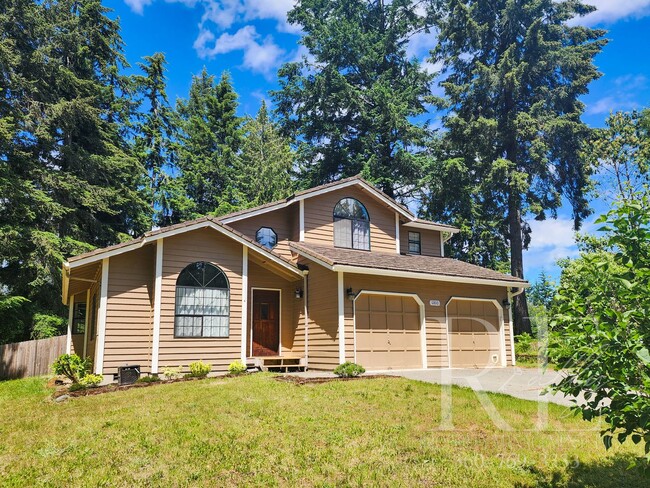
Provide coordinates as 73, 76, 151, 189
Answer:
31, 313, 66, 340
79, 374, 103, 387
514, 332, 534, 355
188, 361, 211, 378
162, 366, 183, 380
137, 375, 160, 383
228, 360, 247, 376
333, 362, 365, 378
51, 354, 92, 384
69, 383, 85, 392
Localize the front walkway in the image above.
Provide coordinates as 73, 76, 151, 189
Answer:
292, 367, 574, 406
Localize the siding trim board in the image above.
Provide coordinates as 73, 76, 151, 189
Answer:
337, 272, 345, 364
241, 247, 249, 363
66, 295, 74, 354
94, 258, 109, 374
151, 239, 163, 374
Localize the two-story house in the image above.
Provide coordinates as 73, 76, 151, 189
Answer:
62, 176, 527, 378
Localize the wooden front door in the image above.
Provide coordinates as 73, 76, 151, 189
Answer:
251, 289, 280, 356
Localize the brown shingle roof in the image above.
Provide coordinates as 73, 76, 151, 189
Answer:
68, 217, 300, 274
290, 242, 526, 285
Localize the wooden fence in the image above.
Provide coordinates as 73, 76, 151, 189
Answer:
0, 335, 67, 380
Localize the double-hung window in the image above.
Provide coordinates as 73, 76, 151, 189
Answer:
333, 198, 370, 250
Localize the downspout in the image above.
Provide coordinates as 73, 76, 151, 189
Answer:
303, 270, 309, 369
508, 287, 525, 366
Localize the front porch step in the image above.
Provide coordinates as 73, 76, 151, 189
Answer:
252, 356, 306, 373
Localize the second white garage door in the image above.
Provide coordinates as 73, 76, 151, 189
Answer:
354, 293, 423, 370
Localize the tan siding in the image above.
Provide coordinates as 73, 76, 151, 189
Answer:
304, 186, 398, 253
247, 261, 301, 355
400, 228, 442, 257
228, 206, 298, 261
103, 245, 155, 375
158, 228, 243, 373
301, 259, 339, 370
343, 273, 511, 369
85, 269, 101, 363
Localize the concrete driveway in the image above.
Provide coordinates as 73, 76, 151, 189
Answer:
386, 367, 575, 406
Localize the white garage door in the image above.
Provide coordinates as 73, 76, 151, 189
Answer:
355, 294, 422, 370
448, 299, 503, 368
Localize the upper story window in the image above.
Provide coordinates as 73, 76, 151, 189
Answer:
175, 262, 230, 338
333, 198, 370, 250
408, 232, 421, 255
256, 227, 277, 249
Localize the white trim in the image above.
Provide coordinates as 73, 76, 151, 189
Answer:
507, 289, 516, 366
446, 297, 506, 368
440, 233, 445, 257
352, 290, 427, 369
67, 221, 302, 279
303, 271, 309, 366
395, 214, 400, 254
66, 294, 74, 354
299, 200, 305, 242
151, 239, 163, 374
94, 258, 109, 375
220, 178, 415, 225
402, 221, 460, 233
249, 288, 282, 357
241, 247, 249, 363
331, 264, 529, 289
338, 272, 345, 363
83, 289, 90, 358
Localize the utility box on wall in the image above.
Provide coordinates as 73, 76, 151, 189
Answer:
117, 365, 140, 386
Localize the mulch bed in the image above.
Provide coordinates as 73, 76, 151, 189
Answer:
274, 374, 395, 385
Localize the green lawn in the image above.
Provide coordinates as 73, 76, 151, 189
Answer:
0, 374, 644, 487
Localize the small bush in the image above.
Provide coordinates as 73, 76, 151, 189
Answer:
52, 354, 92, 384
137, 375, 160, 383
515, 332, 534, 355
188, 361, 211, 378
228, 360, 247, 376
162, 366, 183, 380
333, 362, 365, 378
69, 383, 85, 392
31, 313, 66, 340
79, 374, 103, 387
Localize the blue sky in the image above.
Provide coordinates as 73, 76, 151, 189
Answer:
108, 0, 650, 283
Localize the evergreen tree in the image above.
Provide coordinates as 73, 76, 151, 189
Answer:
426, 0, 606, 333
0, 0, 150, 342
272, 0, 433, 198
528, 271, 556, 309
134, 52, 179, 226
175, 70, 243, 218
237, 101, 295, 206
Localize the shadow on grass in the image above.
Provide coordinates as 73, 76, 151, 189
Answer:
516, 453, 648, 488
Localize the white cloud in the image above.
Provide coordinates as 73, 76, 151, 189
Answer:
123, 0, 153, 15
572, 0, 650, 26
194, 25, 285, 77
524, 217, 596, 269
586, 74, 647, 115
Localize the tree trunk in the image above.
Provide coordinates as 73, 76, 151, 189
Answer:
508, 191, 531, 335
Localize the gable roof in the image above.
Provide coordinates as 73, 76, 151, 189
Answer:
290, 242, 528, 288
218, 175, 457, 232
66, 216, 302, 278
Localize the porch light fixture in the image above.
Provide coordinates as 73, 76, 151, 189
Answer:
347, 287, 355, 301
295, 288, 303, 299
502, 298, 510, 308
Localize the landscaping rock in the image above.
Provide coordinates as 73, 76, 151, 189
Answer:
54, 395, 70, 403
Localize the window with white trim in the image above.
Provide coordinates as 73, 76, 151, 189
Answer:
174, 262, 230, 338
408, 232, 421, 255
333, 198, 370, 250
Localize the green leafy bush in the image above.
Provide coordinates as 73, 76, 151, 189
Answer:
31, 313, 66, 340
137, 375, 160, 383
162, 366, 183, 380
79, 374, 103, 387
514, 332, 533, 355
188, 361, 211, 378
51, 354, 92, 384
68, 383, 85, 392
228, 360, 247, 376
333, 362, 365, 378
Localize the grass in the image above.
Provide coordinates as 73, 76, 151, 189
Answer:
0, 374, 645, 487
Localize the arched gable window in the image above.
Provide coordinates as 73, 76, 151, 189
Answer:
175, 262, 230, 338
333, 198, 370, 250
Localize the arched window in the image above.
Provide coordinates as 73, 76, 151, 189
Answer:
256, 227, 278, 249
175, 262, 230, 338
333, 198, 370, 250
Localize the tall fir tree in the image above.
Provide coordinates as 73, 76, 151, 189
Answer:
272, 0, 433, 198
175, 70, 243, 218
425, 0, 607, 333
237, 101, 296, 206
0, 0, 150, 342
133, 52, 179, 226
